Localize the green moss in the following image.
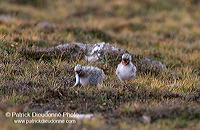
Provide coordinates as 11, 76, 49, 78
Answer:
0, 45, 15, 54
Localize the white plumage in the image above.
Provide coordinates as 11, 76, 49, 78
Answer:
116, 53, 136, 83
72, 64, 105, 87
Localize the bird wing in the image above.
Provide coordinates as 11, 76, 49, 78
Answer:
116, 64, 121, 75
131, 65, 136, 76
89, 72, 99, 86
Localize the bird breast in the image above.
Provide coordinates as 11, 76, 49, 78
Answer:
117, 63, 135, 79
80, 77, 89, 86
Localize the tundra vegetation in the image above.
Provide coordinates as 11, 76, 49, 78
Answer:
0, 0, 199, 129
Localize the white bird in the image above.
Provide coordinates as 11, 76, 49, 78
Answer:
116, 53, 136, 84
71, 64, 105, 88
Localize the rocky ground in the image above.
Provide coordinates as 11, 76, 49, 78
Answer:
0, 0, 200, 129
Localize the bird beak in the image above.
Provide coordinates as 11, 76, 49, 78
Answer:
122, 60, 129, 66
75, 71, 81, 75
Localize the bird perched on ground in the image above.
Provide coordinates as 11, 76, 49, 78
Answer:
116, 53, 136, 84
71, 64, 105, 88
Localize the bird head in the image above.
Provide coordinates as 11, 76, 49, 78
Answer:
122, 53, 132, 66
74, 64, 83, 76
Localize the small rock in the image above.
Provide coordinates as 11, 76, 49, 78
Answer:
197, 82, 200, 90
90, 42, 106, 55
0, 15, 13, 24
141, 115, 151, 124
75, 114, 93, 119
166, 84, 179, 87
44, 110, 58, 113
35, 21, 54, 32
0, 64, 2, 70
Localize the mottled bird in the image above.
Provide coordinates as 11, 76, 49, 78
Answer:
71, 64, 105, 88
116, 53, 136, 84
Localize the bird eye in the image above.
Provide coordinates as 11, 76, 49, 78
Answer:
76, 70, 82, 75
123, 59, 128, 62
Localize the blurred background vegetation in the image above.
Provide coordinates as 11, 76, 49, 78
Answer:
0, 0, 200, 129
